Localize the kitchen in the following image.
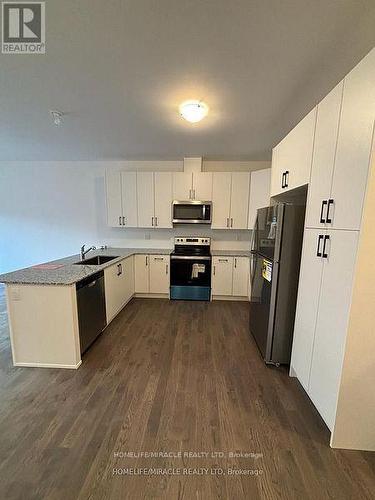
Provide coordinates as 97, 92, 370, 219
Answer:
0, 2, 375, 499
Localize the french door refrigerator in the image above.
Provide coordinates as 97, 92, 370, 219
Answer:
249, 203, 305, 365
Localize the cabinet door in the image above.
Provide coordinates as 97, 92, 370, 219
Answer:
289, 107, 317, 190
104, 260, 128, 323
149, 255, 169, 294
212, 257, 233, 295
211, 173, 232, 229
290, 229, 324, 391
193, 172, 213, 200
137, 172, 154, 228
122, 256, 134, 304
134, 255, 149, 293
305, 82, 343, 229
172, 173, 192, 200
232, 257, 249, 297
276, 107, 317, 192
330, 49, 375, 230
248, 169, 271, 229
105, 171, 122, 227
121, 172, 138, 227
270, 145, 284, 197
154, 172, 172, 228
230, 173, 250, 229
309, 230, 359, 430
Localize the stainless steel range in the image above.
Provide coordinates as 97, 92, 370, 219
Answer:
170, 237, 211, 301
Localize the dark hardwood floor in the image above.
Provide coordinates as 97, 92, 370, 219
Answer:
0, 285, 374, 500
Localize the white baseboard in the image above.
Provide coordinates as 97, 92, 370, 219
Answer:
14, 360, 82, 370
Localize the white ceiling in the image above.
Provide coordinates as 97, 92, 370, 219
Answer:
0, 0, 374, 161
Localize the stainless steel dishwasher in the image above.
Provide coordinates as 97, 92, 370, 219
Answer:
76, 271, 107, 354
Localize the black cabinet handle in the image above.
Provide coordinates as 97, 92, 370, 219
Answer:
326, 199, 334, 224
281, 172, 286, 188
285, 171, 289, 188
317, 235, 324, 257
320, 200, 328, 223
322, 235, 330, 258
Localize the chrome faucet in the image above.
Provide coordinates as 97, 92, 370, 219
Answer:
80, 244, 96, 260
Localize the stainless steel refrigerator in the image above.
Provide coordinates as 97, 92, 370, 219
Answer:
249, 203, 305, 365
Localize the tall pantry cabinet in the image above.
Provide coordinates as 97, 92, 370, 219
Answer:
290, 48, 375, 443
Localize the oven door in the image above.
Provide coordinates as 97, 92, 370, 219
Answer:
172, 202, 211, 224
170, 255, 211, 300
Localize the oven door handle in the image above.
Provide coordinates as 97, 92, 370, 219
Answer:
170, 255, 211, 261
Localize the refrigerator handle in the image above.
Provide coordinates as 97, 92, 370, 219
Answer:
250, 254, 257, 285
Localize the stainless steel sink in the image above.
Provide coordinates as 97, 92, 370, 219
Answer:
74, 256, 119, 266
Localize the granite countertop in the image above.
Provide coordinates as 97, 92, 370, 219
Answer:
0, 248, 172, 286
211, 250, 252, 257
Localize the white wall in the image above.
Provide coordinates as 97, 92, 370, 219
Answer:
0, 160, 269, 273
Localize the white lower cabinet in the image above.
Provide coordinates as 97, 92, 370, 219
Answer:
104, 256, 134, 324
149, 255, 169, 294
291, 229, 359, 430
212, 257, 233, 295
135, 255, 149, 293
212, 256, 249, 298
135, 254, 170, 295
232, 257, 250, 297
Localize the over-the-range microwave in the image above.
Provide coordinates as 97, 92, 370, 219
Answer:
172, 200, 212, 224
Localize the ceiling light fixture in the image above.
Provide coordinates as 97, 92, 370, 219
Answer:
50, 110, 64, 126
179, 100, 209, 123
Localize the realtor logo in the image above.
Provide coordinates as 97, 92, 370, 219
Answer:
2, 2, 45, 54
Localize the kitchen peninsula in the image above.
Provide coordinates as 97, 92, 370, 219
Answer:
0, 248, 171, 369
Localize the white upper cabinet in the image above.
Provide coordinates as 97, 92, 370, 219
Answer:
106, 168, 249, 230
172, 172, 213, 200
212, 172, 232, 229
192, 172, 213, 200
105, 171, 137, 228
271, 107, 317, 196
121, 172, 138, 227
154, 172, 172, 228
329, 49, 375, 231
248, 169, 271, 230
270, 146, 283, 197
212, 172, 250, 229
232, 257, 249, 297
305, 82, 343, 229
106, 171, 122, 227
137, 172, 172, 228
172, 173, 192, 200
137, 172, 154, 228
230, 173, 250, 229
